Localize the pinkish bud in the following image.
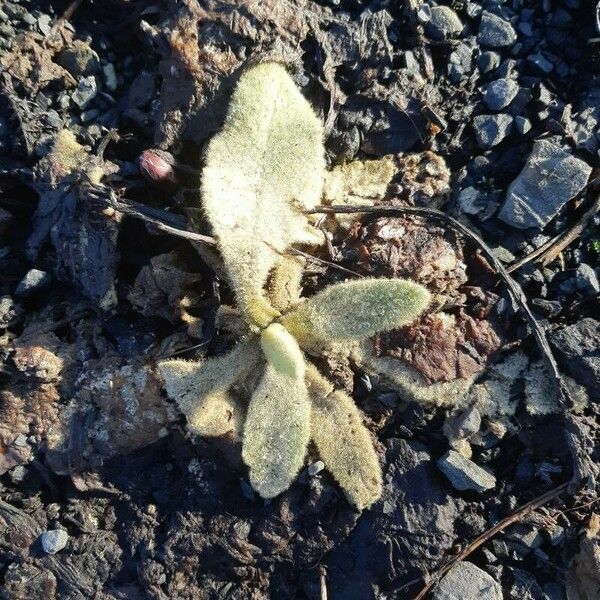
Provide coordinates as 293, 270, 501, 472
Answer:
139, 149, 177, 183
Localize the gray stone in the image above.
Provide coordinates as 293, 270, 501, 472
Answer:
308, 460, 324, 476
432, 561, 503, 600
15, 269, 51, 297
458, 187, 484, 215
528, 53, 554, 74
57, 40, 100, 77
506, 523, 543, 551
478, 51, 501, 73
103, 63, 118, 91
417, 3, 431, 24
473, 114, 513, 148
514, 116, 531, 134
444, 407, 481, 441
41, 529, 69, 554
437, 450, 496, 492
0, 206, 14, 233
498, 141, 592, 229
0, 295, 19, 327
550, 318, 600, 393
37, 14, 52, 35
478, 11, 517, 48
71, 75, 97, 109
426, 6, 463, 40
575, 264, 600, 295
482, 78, 519, 110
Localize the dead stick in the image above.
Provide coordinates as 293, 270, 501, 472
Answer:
412, 481, 569, 600
308, 204, 568, 406
507, 194, 600, 272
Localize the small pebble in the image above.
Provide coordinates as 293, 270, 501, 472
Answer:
71, 75, 98, 109
478, 51, 500, 73
103, 63, 118, 92
482, 78, 519, 111
437, 450, 496, 492
478, 11, 517, 48
473, 114, 513, 148
426, 6, 463, 40
15, 269, 51, 297
308, 461, 325, 476
514, 115, 531, 134
41, 529, 69, 554
528, 53, 554, 74
575, 264, 600, 295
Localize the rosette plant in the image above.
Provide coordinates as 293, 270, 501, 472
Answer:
158, 63, 430, 509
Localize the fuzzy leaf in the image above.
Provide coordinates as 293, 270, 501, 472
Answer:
281, 278, 431, 348
201, 62, 324, 327
306, 364, 382, 510
260, 323, 306, 379
242, 362, 311, 499
268, 255, 305, 312
157, 340, 261, 437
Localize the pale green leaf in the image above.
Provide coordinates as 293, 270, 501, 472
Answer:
201, 62, 324, 327
242, 363, 311, 498
306, 364, 382, 510
281, 278, 431, 348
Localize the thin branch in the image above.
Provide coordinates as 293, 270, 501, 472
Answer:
289, 247, 365, 278
308, 204, 568, 406
412, 481, 569, 600
507, 194, 600, 272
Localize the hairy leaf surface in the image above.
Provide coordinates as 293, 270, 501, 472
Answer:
282, 278, 431, 348
243, 362, 311, 498
202, 62, 324, 327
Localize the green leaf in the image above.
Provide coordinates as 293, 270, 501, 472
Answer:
281, 278, 431, 348
201, 62, 324, 327
260, 323, 306, 379
242, 363, 311, 498
306, 364, 382, 510
157, 340, 261, 437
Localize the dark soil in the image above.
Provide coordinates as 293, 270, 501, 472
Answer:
1, 1, 599, 599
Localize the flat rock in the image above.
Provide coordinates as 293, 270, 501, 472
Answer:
426, 6, 463, 40
437, 450, 496, 492
478, 11, 517, 48
433, 561, 503, 600
41, 529, 69, 554
473, 114, 513, 148
483, 78, 519, 111
498, 140, 591, 229
15, 269, 51, 297
550, 318, 600, 394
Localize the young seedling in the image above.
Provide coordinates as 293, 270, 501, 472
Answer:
158, 62, 431, 510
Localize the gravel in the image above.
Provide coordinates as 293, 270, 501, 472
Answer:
15, 269, 51, 297
71, 75, 98, 109
426, 6, 463, 41
528, 52, 554, 74
575, 264, 600, 295
482, 78, 519, 111
41, 529, 69, 554
473, 114, 513, 148
478, 11, 517, 48
432, 561, 503, 600
437, 450, 496, 492
498, 140, 592, 229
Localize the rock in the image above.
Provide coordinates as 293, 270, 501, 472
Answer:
528, 52, 554, 74
432, 561, 503, 600
417, 4, 431, 24
482, 79, 519, 111
498, 141, 592, 229
448, 43, 474, 83
37, 14, 52, 35
514, 116, 531, 134
0, 295, 19, 327
550, 318, 600, 393
437, 450, 496, 492
444, 407, 481, 441
575, 264, 600, 295
308, 460, 325, 476
41, 529, 69, 554
478, 11, 517, 48
473, 114, 513, 148
478, 51, 501, 73
56, 40, 100, 77
71, 75, 98, 109
0, 206, 14, 233
15, 269, 51, 297
103, 63, 118, 91
426, 6, 463, 40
